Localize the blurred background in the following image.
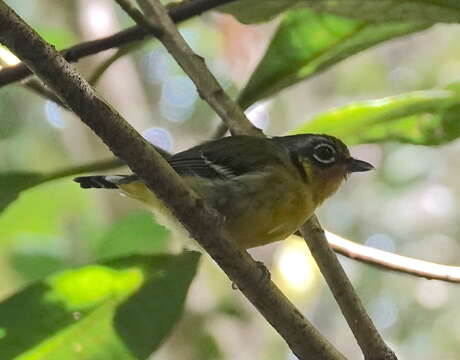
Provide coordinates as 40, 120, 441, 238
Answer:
1, 1, 460, 359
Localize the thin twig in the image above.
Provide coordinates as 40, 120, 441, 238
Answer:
39, 158, 125, 184
88, 42, 146, 85
0, 2, 345, 359
22, 78, 68, 108
115, 0, 262, 137
301, 217, 397, 360
326, 231, 460, 283
0, 0, 237, 87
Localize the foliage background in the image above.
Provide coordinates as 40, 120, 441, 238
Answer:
1, 0, 460, 359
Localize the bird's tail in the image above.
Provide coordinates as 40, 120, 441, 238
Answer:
74, 175, 138, 189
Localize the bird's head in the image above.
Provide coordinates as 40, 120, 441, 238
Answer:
275, 134, 374, 204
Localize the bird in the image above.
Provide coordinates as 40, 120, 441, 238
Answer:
74, 134, 373, 249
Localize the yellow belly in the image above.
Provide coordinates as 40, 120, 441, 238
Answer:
119, 171, 314, 249
221, 179, 314, 248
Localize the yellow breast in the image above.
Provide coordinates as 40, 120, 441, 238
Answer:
119, 169, 316, 250
223, 176, 314, 248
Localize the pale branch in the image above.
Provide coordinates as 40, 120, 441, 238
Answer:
0, 2, 345, 359
115, 0, 262, 137
326, 231, 460, 283
301, 218, 397, 360
0, 0, 237, 87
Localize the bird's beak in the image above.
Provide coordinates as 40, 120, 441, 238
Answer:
347, 158, 374, 173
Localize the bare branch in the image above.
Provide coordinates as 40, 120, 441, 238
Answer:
22, 78, 68, 108
88, 42, 145, 85
0, 0, 237, 87
0, 2, 345, 359
301, 217, 397, 360
327, 231, 460, 283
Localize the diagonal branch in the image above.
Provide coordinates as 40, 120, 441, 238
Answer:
0, 0, 237, 87
22, 78, 68, 108
0, 2, 345, 360
301, 218, 397, 360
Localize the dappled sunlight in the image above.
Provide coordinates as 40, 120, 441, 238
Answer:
45, 265, 144, 310
414, 280, 449, 309
160, 75, 197, 123
142, 127, 173, 152
274, 237, 318, 294
0, 46, 20, 67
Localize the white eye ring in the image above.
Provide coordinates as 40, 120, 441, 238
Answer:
312, 143, 336, 164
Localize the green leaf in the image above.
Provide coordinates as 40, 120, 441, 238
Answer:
238, 9, 428, 109
221, 0, 460, 24
304, 0, 460, 23
293, 87, 460, 145
0, 158, 122, 216
0, 181, 92, 246
0, 252, 200, 360
0, 87, 28, 139
220, 0, 296, 23
95, 212, 169, 259
10, 252, 67, 282
0, 172, 43, 214
36, 28, 77, 50
114, 252, 200, 359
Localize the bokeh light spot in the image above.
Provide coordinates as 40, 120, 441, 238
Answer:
365, 233, 396, 252
0, 46, 20, 66
415, 280, 449, 309
160, 75, 197, 123
45, 100, 65, 129
420, 185, 453, 216
86, 1, 113, 35
142, 127, 173, 152
246, 101, 271, 132
275, 238, 317, 293
142, 49, 171, 84
370, 295, 398, 329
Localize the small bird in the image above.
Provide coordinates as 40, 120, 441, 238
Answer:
74, 134, 373, 249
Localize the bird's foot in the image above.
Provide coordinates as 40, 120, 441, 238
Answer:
231, 261, 271, 290
255, 261, 271, 282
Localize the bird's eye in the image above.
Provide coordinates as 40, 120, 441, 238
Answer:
312, 143, 336, 164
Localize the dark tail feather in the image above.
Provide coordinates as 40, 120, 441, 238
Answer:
74, 175, 136, 189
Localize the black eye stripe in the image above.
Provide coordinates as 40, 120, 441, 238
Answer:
312, 143, 336, 164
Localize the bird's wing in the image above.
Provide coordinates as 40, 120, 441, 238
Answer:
169, 136, 282, 180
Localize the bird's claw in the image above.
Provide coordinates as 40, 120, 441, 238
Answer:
231, 261, 271, 290
255, 261, 271, 282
